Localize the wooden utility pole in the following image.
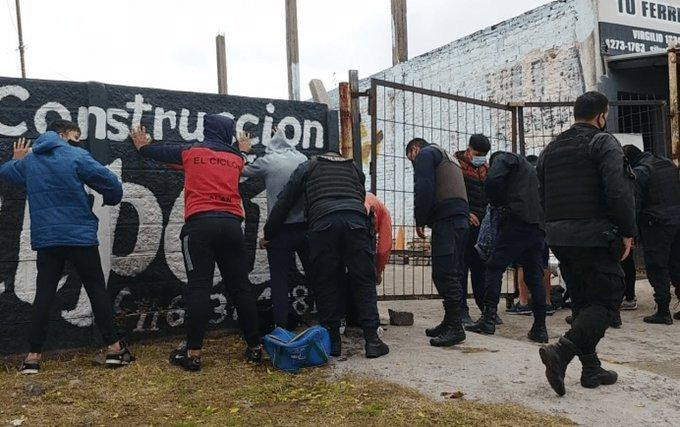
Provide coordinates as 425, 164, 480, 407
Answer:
391, 0, 408, 65
15, 0, 26, 78
216, 34, 228, 94
285, 0, 300, 101
669, 44, 679, 165
339, 82, 353, 159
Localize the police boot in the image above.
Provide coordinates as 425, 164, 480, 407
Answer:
579, 353, 618, 389
643, 305, 673, 325
430, 323, 466, 347
610, 311, 622, 329
527, 320, 549, 344
539, 336, 580, 397
329, 327, 342, 357
364, 329, 389, 359
425, 320, 446, 338
465, 306, 496, 335
430, 306, 465, 346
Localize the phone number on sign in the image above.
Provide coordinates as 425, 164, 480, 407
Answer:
604, 39, 649, 54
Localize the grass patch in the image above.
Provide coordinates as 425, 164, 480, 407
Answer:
0, 336, 573, 426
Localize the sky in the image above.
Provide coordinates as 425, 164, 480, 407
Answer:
0, 0, 553, 101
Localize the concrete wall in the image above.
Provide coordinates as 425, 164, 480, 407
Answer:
0, 77, 337, 355
328, 0, 601, 230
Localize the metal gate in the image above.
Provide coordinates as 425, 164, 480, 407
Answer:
367, 79, 517, 301
366, 79, 671, 302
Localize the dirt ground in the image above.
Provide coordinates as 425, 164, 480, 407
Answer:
334, 279, 680, 426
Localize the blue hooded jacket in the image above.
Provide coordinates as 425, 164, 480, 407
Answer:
0, 131, 123, 249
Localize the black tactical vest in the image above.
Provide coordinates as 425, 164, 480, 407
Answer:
305, 154, 365, 214
642, 155, 680, 210
430, 145, 468, 203
542, 126, 609, 222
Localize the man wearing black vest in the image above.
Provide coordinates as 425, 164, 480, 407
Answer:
264, 151, 389, 359
622, 144, 680, 325
537, 91, 635, 396
455, 135, 492, 326
465, 151, 549, 344
406, 138, 470, 347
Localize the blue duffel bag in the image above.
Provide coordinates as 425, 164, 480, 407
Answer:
263, 326, 331, 373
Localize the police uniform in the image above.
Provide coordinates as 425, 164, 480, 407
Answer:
465, 152, 548, 343
628, 151, 680, 323
264, 152, 389, 358
537, 123, 635, 395
412, 144, 470, 346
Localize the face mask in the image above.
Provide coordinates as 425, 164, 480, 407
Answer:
471, 156, 486, 168
599, 115, 607, 131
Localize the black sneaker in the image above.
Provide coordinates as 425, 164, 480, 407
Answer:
19, 360, 40, 375
169, 347, 201, 372
246, 345, 263, 365
105, 345, 136, 368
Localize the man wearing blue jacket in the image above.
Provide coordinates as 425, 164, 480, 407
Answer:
0, 120, 133, 374
406, 138, 470, 347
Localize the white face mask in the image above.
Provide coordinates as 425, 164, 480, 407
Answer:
471, 156, 486, 168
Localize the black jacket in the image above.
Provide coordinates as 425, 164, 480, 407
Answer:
537, 126, 636, 247
630, 152, 680, 225
264, 154, 366, 239
486, 152, 543, 226
413, 145, 469, 227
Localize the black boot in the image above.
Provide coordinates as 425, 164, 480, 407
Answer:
329, 328, 342, 357
465, 307, 496, 335
643, 306, 673, 325
364, 329, 389, 359
527, 321, 548, 344
430, 322, 466, 347
539, 336, 580, 397
460, 310, 474, 328
579, 353, 618, 389
425, 320, 446, 338
610, 311, 622, 329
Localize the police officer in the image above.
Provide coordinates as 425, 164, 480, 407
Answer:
264, 151, 389, 359
465, 151, 549, 344
406, 138, 469, 347
537, 91, 635, 396
454, 134, 492, 326
622, 144, 680, 325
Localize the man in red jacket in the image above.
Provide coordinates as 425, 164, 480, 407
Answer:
131, 115, 260, 372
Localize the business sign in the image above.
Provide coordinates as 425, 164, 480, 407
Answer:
598, 0, 680, 55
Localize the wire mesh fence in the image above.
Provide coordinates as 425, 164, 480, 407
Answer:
367, 79, 670, 302
368, 79, 516, 301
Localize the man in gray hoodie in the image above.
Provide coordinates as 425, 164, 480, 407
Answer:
242, 129, 310, 328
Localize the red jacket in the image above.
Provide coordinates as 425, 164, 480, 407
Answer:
139, 114, 245, 221
365, 192, 392, 279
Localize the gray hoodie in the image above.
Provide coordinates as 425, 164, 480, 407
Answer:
242, 129, 308, 224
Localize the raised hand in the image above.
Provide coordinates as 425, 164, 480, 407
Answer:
130, 125, 152, 150
13, 137, 31, 160
237, 132, 252, 153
